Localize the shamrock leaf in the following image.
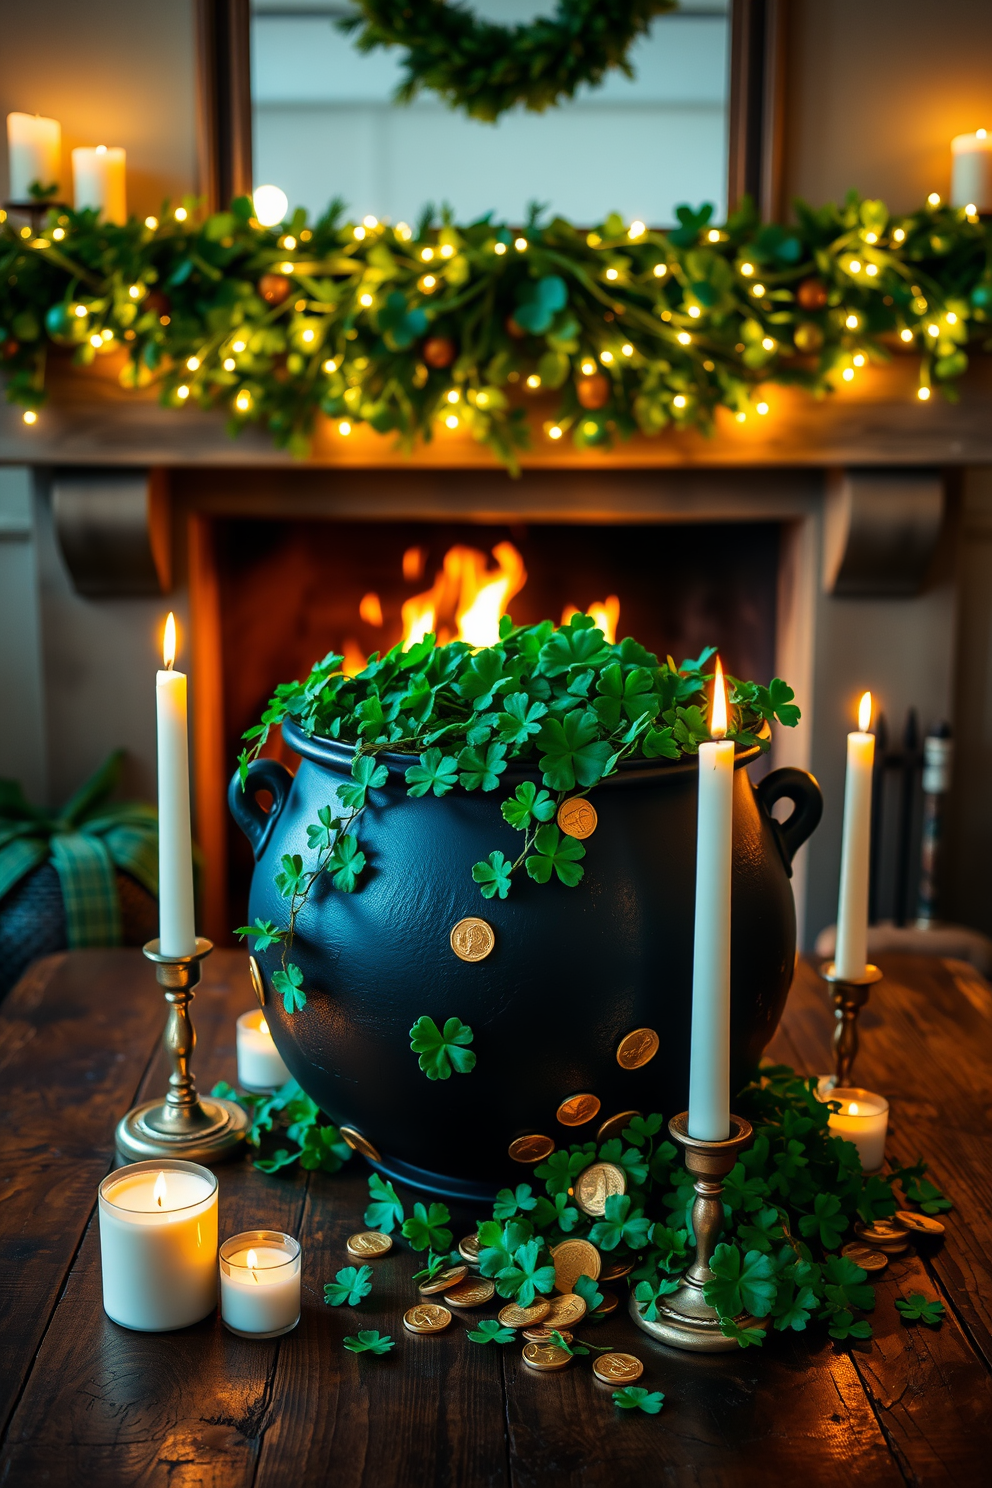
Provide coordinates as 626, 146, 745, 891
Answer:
343, 1330, 394, 1354
702, 1244, 777, 1318
411, 1250, 452, 1285
598, 1138, 649, 1187
642, 725, 679, 760
405, 747, 460, 798
537, 616, 613, 678
827, 1309, 873, 1341
272, 962, 306, 1014
364, 1173, 404, 1233
622, 1113, 664, 1148
822, 1253, 874, 1313
324, 1264, 374, 1307
494, 1184, 538, 1220
901, 1176, 952, 1215
409, 1015, 476, 1080
297, 1124, 352, 1172
338, 753, 389, 810
531, 1191, 580, 1232
736, 1205, 787, 1254
798, 1192, 849, 1250
752, 677, 801, 728
589, 1194, 652, 1252
593, 663, 659, 731
525, 823, 586, 887
501, 780, 557, 830
472, 850, 513, 900
650, 1225, 689, 1272
537, 709, 613, 790
306, 804, 340, 852
453, 648, 512, 710
634, 1277, 680, 1320
671, 705, 710, 754
458, 740, 508, 791
253, 1147, 302, 1174
719, 1318, 767, 1348
235, 918, 286, 953
467, 1318, 516, 1345
856, 1174, 898, 1224
275, 853, 306, 899
612, 1386, 664, 1414
478, 1218, 534, 1277
573, 1272, 605, 1314
328, 832, 366, 891
495, 1238, 557, 1307
895, 1293, 946, 1327
401, 1201, 453, 1253
534, 1148, 593, 1196
497, 692, 548, 744
771, 1273, 818, 1332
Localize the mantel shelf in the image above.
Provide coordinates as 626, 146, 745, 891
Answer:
3, 353, 992, 470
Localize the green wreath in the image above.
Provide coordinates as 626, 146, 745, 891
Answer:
340, 0, 678, 122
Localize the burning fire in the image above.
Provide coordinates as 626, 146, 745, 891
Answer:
561, 595, 620, 645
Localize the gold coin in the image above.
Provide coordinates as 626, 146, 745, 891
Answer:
840, 1242, 889, 1273
574, 1161, 627, 1217
616, 1028, 660, 1070
419, 1264, 468, 1295
592, 1352, 643, 1385
556, 1092, 601, 1128
551, 1238, 601, 1294
895, 1209, 946, 1236
600, 1256, 634, 1282
450, 916, 495, 962
522, 1326, 572, 1344
854, 1218, 909, 1253
595, 1110, 641, 1145
508, 1133, 555, 1164
338, 1126, 383, 1163
458, 1233, 482, 1265
444, 1277, 496, 1308
542, 1292, 587, 1328
248, 955, 266, 1009
557, 797, 598, 840
346, 1230, 393, 1259
522, 1342, 572, 1372
498, 1299, 551, 1329
403, 1303, 452, 1334
592, 1289, 618, 1317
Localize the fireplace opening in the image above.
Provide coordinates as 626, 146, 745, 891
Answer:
209, 516, 781, 932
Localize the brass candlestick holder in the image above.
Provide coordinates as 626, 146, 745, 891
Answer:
115, 938, 250, 1163
819, 962, 883, 1087
630, 1111, 766, 1352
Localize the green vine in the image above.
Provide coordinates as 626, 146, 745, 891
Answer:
2, 192, 990, 472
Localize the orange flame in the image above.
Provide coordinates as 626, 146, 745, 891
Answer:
561, 595, 620, 645
858, 691, 872, 732
403, 546, 426, 582
153, 1171, 167, 1208
359, 592, 383, 627
710, 655, 728, 737
341, 639, 368, 677
400, 542, 527, 651
162, 612, 176, 669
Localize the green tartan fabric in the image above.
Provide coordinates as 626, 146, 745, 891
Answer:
50, 832, 122, 948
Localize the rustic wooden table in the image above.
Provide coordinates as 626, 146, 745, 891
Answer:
1, 950, 990, 1488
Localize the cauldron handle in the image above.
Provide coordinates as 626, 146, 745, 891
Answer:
756, 767, 823, 877
228, 758, 294, 860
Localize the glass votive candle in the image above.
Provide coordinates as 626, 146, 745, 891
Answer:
824, 1086, 889, 1171
98, 1159, 218, 1330
220, 1230, 301, 1337
236, 1009, 291, 1090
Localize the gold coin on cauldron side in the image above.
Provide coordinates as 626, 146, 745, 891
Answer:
551, 1238, 601, 1294
592, 1353, 644, 1385
522, 1342, 572, 1372
542, 1292, 588, 1328
522, 1326, 573, 1344
450, 916, 495, 963
419, 1264, 468, 1296
444, 1277, 496, 1308
574, 1161, 627, 1217
346, 1230, 393, 1260
339, 1126, 383, 1163
895, 1210, 946, 1237
595, 1110, 641, 1145
600, 1256, 635, 1283
840, 1242, 889, 1273
556, 1093, 602, 1128
854, 1218, 909, 1253
458, 1233, 482, 1266
499, 1299, 551, 1328
403, 1303, 452, 1334
616, 1028, 660, 1070
557, 797, 598, 840
508, 1133, 556, 1165
248, 955, 266, 1009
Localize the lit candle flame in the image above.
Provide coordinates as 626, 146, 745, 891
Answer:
858, 691, 872, 732
247, 1247, 259, 1283
259, 1017, 269, 1036
163, 612, 177, 670
153, 1171, 167, 1208
710, 655, 728, 738
849, 1102, 859, 1116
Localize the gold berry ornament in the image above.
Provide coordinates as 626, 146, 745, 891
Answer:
422, 336, 457, 369
793, 322, 825, 352
258, 273, 293, 306
796, 278, 829, 311
142, 290, 171, 319
576, 372, 610, 409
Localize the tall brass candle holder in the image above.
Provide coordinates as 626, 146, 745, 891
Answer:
115, 938, 250, 1163
630, 1111, 766, 1352
819, 961, 883, 1087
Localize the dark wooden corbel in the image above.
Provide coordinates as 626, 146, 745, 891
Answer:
823, 468, 945, 597
50, 468, 171, 598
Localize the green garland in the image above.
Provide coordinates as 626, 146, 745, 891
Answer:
2, 191, 990, 471
339, 0, 677, 121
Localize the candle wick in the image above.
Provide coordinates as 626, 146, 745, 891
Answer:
166, 659, 174, 672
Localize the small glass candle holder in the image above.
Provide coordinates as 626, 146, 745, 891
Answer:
220, 1230, 301, 1338
822, 1086, 889, 1171
236, 1009, 291, 1091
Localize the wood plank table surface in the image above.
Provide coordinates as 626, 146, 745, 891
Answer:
1, 950, 990, 1488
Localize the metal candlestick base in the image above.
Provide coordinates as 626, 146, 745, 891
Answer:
819, 962, 883, 1087
630, 1111, 766, 1352
115, 937, 250, 1164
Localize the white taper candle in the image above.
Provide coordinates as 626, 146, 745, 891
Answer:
834, 692, 875, 981
156, 613, 197, 957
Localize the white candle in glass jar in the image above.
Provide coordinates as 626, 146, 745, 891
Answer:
220, 1231, 301, 1337
824, 1087, 889, 1171
72, 144, 126, 224
951, 130, 992, 211
156, 613, 197, 957
98, 1160, 218, 1330
236, 1009, 291, 1090
6, 112, 61, 200
834, 692, 875, 981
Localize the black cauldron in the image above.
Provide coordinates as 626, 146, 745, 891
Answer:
230, 721, 821, 1199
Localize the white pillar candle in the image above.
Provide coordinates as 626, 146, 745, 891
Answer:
72, 144, 126, 224
6, 113, 61, 201
98, 1160, 218, 1330
823, 1087, 889, 1171
834, 692, 875, 981
951, 130, 992, 211
156, 613, 197, 957
220, 1231, 301, 1337
687, 656, 735, 1142
236, 1009, 291, 1091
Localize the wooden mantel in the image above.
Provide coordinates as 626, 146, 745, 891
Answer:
3, 351, 992, 469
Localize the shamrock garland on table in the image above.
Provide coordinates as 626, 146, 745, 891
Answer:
2, 191, 990, 472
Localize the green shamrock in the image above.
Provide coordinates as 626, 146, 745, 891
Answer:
343, 1330, 394, 1354
536, 709, 613, 790
501, 780, 557, 830
589, 1194, 652, 1252
472, 851, 513, 899
496, 692, 548, 744
338, 753, 389, 810
495, 1238, 556, 1307
525, 824, 586, 887
467, 1319, 516, 1345
827, 1309, 873, 1341
405, 748, 460, 798
895, 1293, 946, 1327
702, 1244, 777, 1318
364, 1173, 404, 1233
798, 1192, 848, 1250
401, 1201, 453, 1253
324, 1265, 373, 1307
409, 1015, 476, 1080
327, 833, 366, 891
271, 963, 306, 1014
612, 1386, 664, 1414
457, 740, 508, 791
235, 918, 286, 952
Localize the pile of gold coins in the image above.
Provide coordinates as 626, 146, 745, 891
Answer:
842, 1208, 946, 1271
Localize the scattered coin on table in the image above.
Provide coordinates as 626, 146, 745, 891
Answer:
591, 1289, 618, 1317
551, 1237, 601, 1293
444, 1277, 496, 1308
840, 1242, 889, 1272
346, 1231, 393, 1260
522, 1342, 572, 1372
522, 1326, 573, 1344
592, 1353, 644, 1384
542, 1292, 587, 1328
419, 1264, 468, 1295
895, 1210, 946, 1236
574, 1161, 627, 1217
853, 1218, 909, 1253
403, 1304, 452, 1334
498, 1299, 551, 1328
458, 1233, 482, 1265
